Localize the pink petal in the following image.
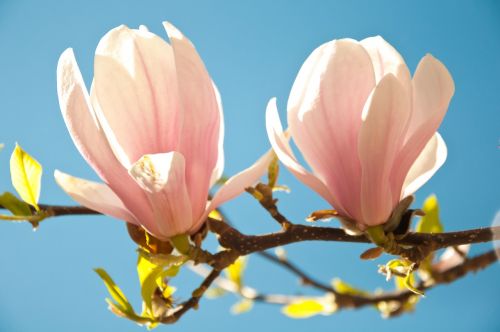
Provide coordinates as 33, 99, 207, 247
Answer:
129, 152, 193, 239
402, 132, 447, 198
360, 36, 411, 94
407, 54, 455, 143
54, 170, 137, 224
57, 48, 156, 228
287, 39, 375, 220
163, 22, 221, 222
202, 147, 275, 227
433, 244, 470, 273
265, 98, 337, 210
209, 82, 225, 187
93, 25, 181, 167
358, 74, 411, 226
390, 54, 454, 199
57, 49, 120, 182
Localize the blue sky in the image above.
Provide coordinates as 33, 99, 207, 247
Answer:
0, 0, 499, 331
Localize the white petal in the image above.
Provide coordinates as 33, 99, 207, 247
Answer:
204, 148, 275, 224
57, 49, 154, 225
402, 132, 447, 198
433, 244, 470, 273
407, 54, 455, 141
54, 170, 137, 223
390, 54, 454, 200
57, 49, 119, 182
266, 98, 336, 209
209, 82, 225, 187
360, 36, 411, 92
287, 39, 375, 220
93, 25, 181, 167
358, 74, 411, 225
163, 21, 222, 222
129, 152, 193, 238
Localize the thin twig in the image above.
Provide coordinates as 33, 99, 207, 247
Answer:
258, 251, 335, 293
349, 249, 499, 308
39, 204, 100, 216
191, 249, 499, 315
160, 268, 222, 324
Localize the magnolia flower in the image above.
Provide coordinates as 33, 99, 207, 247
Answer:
55, 22, 271, 240
266, 36, 454, 230
432, 245, 470, 273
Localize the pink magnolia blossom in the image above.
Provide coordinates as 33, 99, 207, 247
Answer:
266, 36, 454, 230
432, 245, 470, 273
55, 22, 272, 240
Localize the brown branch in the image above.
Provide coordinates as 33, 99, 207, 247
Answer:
246, 183, 291, 228
160, 268, 222, 324
258, 251, 335, 294
0, 203, 100, 216
194, 249, 499, 317
3, 203, 497, 256
38, 204, 100, 216
3, 199, 497, 322
209, 219, 500, 256
347, 249, 499, 308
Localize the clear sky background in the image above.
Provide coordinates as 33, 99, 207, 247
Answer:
0, 0, 499, 331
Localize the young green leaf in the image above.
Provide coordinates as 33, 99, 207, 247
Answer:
106, 299, 156, 327
94, 268, 134, 314
282, 299, 329, 319
267, 155, 279, 188
332, 278, 369, 296
230, 299, 254, 315
403, 273, 424, 296
204, 287, 227, 299
225, 256, 247, 289
0, 192, 32, 216
10, 144, 42, 210
416, 194, 443, 234
137, 250, 185, 317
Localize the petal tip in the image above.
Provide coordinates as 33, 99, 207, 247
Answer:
163, 21, 184, 40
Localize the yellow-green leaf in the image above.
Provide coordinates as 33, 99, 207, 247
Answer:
332, 278, 369, 296
0, 192, 32, 216
10, 144, 42, 210
225, 256, 247, 289
267, 155, 279, 188
169, 234, 190, 254
106, 299, 156, 326
271, 184, 290, 193
416, 195, 443, 234
137, 250, 185, 317
403, 273, 424, 296
282, 299, 326, 319
94, 268, 134, 314
215, 176, 229, 186
230, 298, 254, 315
205, 287, 227, 299
208, 209, 223, 221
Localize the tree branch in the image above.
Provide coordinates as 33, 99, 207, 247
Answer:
258, 251, 336, 294
161, 268, 222, 324
191, 249, 499, 316
348, 249, 499, 309
3, 203, 497, 256
4, 203, 498, 321
38, 204, 100, 216
208, 218, 500, 256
